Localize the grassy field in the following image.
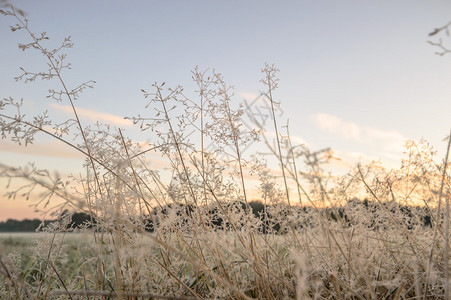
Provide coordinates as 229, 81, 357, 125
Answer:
0, 221, 448, 299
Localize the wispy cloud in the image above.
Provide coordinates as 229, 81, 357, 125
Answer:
330, 149, 400, 170
238, 91, 260, 101
0, 140, 83, 159
287, 134, 308, 147
262, 130, 309, 147
313, 113, 408, 152
50, 104, 133, 127
314, 114, 361, 140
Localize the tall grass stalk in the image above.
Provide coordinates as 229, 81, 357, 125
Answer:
424, 130, 451, 300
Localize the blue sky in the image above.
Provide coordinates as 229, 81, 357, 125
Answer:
1, 0, 451, 220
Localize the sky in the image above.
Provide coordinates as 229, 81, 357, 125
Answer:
1, 0, 451, 220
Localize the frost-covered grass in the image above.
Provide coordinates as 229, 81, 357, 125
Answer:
0, 225, 447, 299
1, 2, 451, 299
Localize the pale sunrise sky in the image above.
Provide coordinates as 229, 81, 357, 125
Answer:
1, 0, 451, 220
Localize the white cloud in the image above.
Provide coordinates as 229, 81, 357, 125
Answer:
313, 113, 408, 152
314, 113, 361, 140
238, 91, 260, 101
0, 140, 83, 159
50, 103, 133, 127
325, 149, 401, 172
287, 134, 308, 146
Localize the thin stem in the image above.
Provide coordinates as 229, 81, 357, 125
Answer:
285, 121, 303, 206
424, 129, 451, 300
155, 86, 206, 228
0, 113, 150, 207
0, 255, 34, 300
264, 67, 291, 208
13, 8, 103, 201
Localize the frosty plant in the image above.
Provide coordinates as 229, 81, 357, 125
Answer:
1, 2, 451, 299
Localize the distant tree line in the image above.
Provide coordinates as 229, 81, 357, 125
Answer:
142, 199, 434, 234
0, 211, 94, 232
0, 218, 48, 232
0, 199, 434, 232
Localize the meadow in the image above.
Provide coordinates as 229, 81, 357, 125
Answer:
1, 3, 451, 299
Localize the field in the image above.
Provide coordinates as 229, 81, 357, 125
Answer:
1, 2, 451, 300
0, 211, 449, 299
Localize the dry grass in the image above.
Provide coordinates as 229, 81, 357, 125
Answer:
1, 2, 451, 299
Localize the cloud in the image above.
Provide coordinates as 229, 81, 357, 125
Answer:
50, 103, 133, 127
261, 130, 309, 147
313, 113, 408, 152
238, 91, 260, 101
334, 149, 397, 166
287, 134, 308, 146
314, 113, 361, 140
0, 140, 83, 159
